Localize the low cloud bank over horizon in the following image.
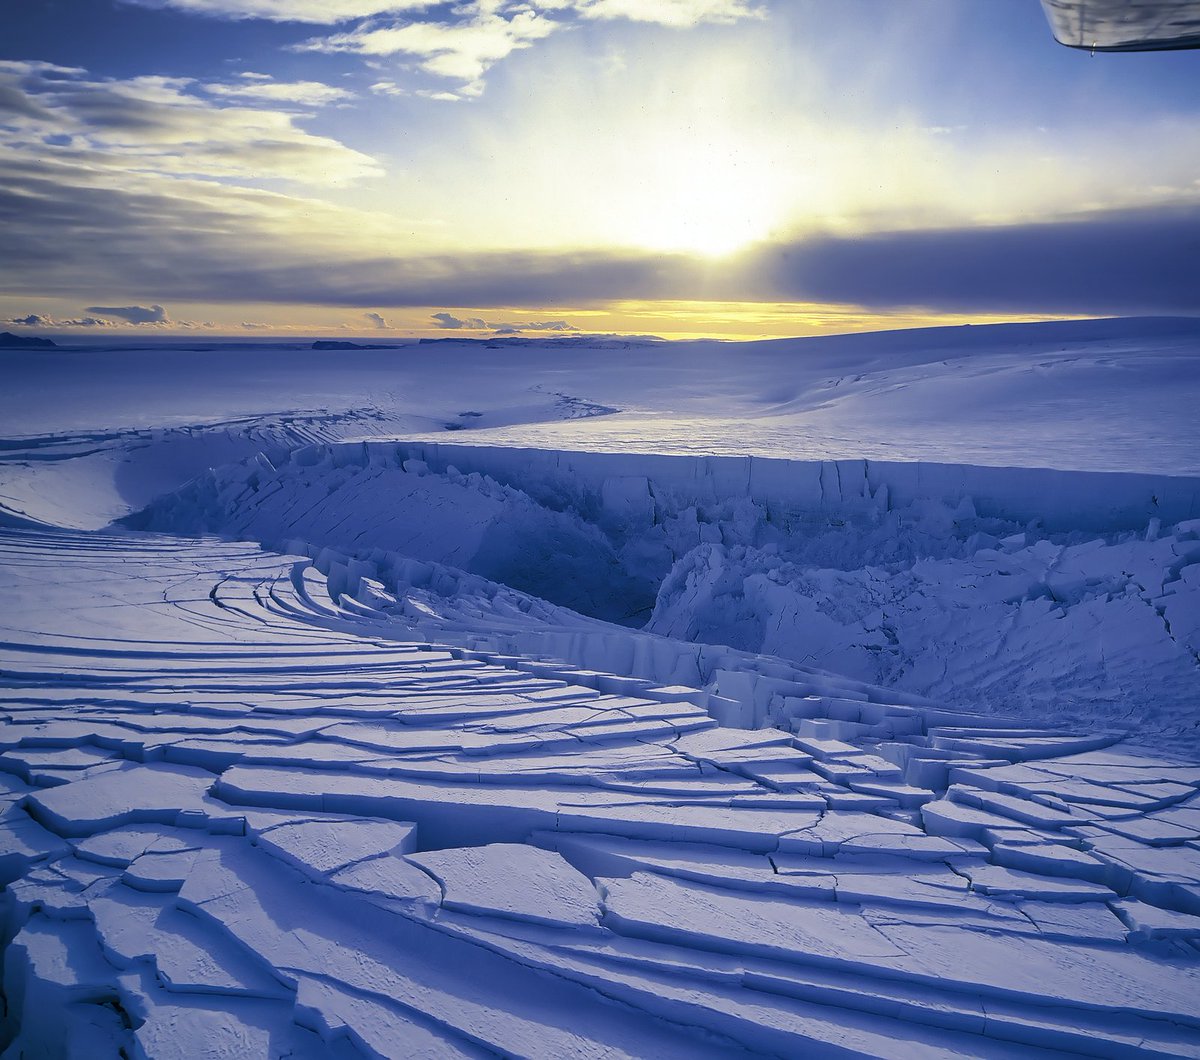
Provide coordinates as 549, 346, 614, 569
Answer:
432, 313, 580, 332
739, 205, 1200, 316
4, 186, 1196, 320
3, 306, 222, 331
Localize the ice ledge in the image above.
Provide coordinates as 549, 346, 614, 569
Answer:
343, 440, 1199, 534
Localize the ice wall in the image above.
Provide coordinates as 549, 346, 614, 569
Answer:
368, 440, 1200, 533
130, 437, 1200, 751
130, 443, 658, 624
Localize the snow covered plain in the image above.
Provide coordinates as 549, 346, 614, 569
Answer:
2, 316, 1200, 1057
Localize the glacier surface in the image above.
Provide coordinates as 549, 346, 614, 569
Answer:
2, 318, 1200, 1057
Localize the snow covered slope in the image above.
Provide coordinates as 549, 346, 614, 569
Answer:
2, 317, 1200, 1056
3, 317, 1197, 525
419, 317, 1200, 476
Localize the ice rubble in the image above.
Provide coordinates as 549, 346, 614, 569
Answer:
2, 526, 1200, 1057
133, 437, 1200, 753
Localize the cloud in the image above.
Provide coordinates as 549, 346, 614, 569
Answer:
368, 80, 407, 97
86, 304, 170, 324
296, 0, 761, 97
0, 82, 58, 121
115, 0, 436, 23
0, 61, 381, 188
298, 6, 557, 97
365, 311, 389, 328
240, 321, 271, 328
0, 147, 427, 305
511, 319, 580, 331
117, 0, 758, 25
432, 312, 490, 329
4, 127, 1196, 319
734, 206, 1200, 315
431, 312, 580, 331
200, 76, 354, 106
6, 314, 54, 327
4, 313, 116, 328
545, 0, 763, 27
489, 316, 578, 328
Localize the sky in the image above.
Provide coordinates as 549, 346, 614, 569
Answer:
1, 0, 1198, 340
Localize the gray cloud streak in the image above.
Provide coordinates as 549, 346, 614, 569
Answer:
86, 304, 169, 324
736, 207, 1200, 315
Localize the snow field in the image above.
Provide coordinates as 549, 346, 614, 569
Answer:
2, 318, 1200, 1056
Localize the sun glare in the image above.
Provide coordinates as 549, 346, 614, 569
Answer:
399, 31, 803, 260
631, 142, 782, 256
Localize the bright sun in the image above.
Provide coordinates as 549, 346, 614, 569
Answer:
623, 140, 785, 257
406, 39, 802, 261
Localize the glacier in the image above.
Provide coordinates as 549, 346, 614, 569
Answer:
1, 317, 1200, 1058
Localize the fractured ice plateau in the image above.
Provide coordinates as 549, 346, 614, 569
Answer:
1, 317, 1200, 1057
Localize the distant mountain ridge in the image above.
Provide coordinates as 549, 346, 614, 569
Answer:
0, 332, 56, 348
312, 340, 401, 350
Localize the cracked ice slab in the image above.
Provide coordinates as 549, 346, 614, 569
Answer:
407, 844, 602, 929
26, 764, 216, 838
3, 517, 1200, 1056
